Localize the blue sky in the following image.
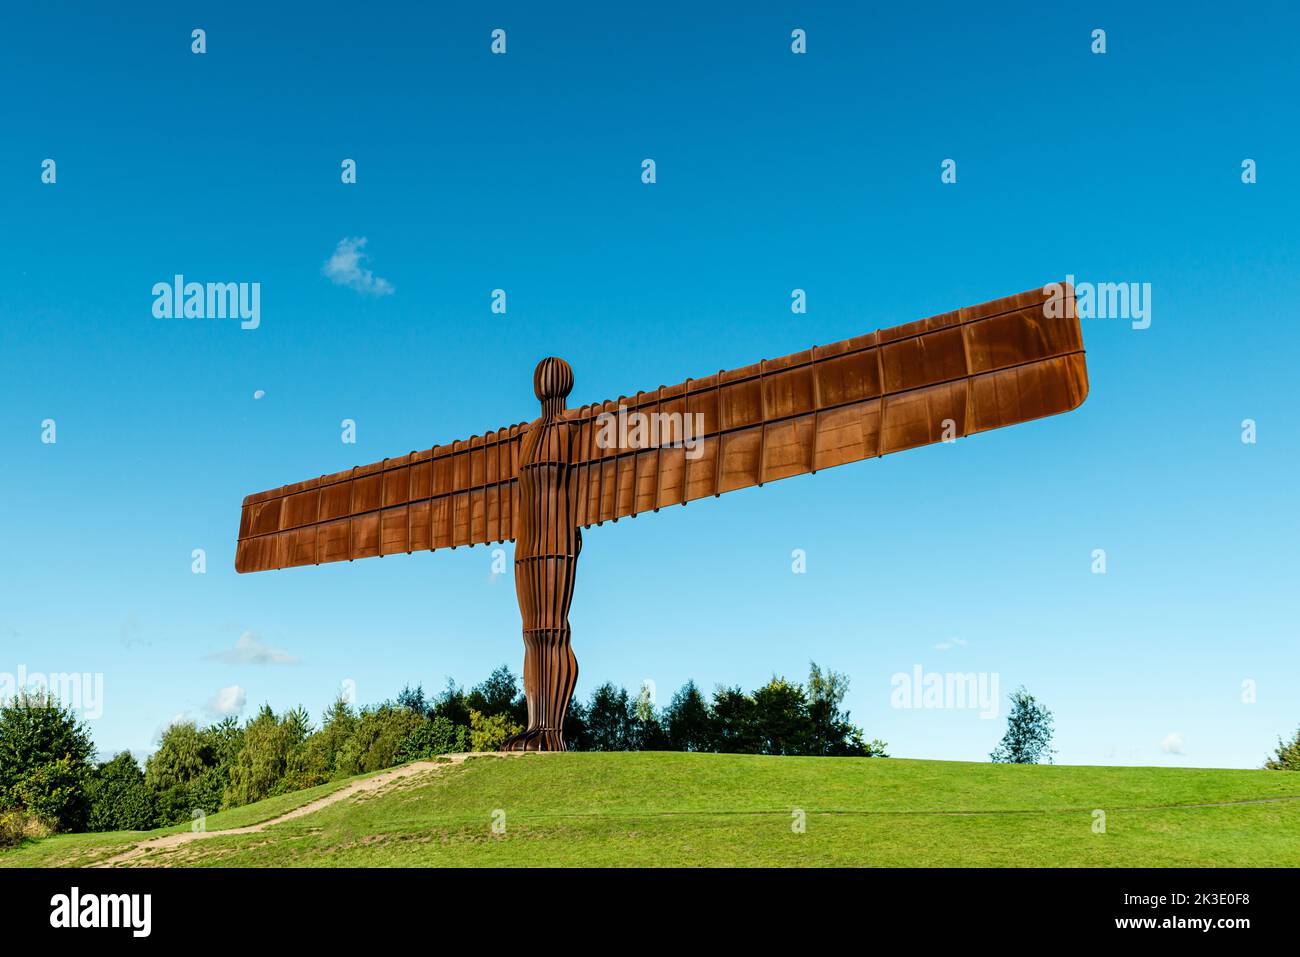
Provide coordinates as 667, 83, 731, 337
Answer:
1, 2, 1296, 768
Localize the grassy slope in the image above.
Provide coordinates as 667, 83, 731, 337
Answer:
0, 772, 367, 867
5, 753, 1299, 867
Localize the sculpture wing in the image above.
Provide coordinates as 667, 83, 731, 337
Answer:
563, 283, 1087, 527
235, 422, 529, 573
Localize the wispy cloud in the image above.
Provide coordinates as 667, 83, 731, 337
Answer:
120, 615, 150, 649
207, 684, 247, 716
207, 631, 300, 666
322, 236, 393, 295
1161, 732, 1185, 755
933, 637, 968, 651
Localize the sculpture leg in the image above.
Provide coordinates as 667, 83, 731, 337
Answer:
502, 534, 580, 751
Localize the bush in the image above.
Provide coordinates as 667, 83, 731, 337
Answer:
469, 710, 521, 751
0, 690, 94, 796
0, 691, 95, 831
398, 716, 469, 760
9, 756, 90, 832
86, 752, 157, 832
0, 810, 52, 849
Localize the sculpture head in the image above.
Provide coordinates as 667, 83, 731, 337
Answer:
533, 356, 573, 417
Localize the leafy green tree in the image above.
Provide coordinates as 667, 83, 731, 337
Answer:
147, 722, 205, 821
584, 683, 635, 751
145, 721, 212, 792
225, 705, 316, 806
274, 706, 320, 793
806, 662, 883, 757
147, 716, 248, 821
86, 752, 157, 832
664, 681, 713, 752
204, 716, 245, 765
431, 678, 471, 728
0, 691, 95, 831
469, 710, 522, 751
1265, 727, 1300, 770
990, 686, 1055, 764
751, 677, 813, 756
396, 685, 430, 717
710, 686, 759, 754
630, 683, 669, 750
193, 716, 245, 810
0, 690, 94, 795
10, 756, 90, 832
284, 705, 313, 740
562, 697, 588, 752
301, 695, 358, 779
398, 716, 469, 760
335, 704, 427, 775
466, 666, 527, 728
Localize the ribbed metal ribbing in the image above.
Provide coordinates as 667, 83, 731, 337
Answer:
502, 358, 581, 751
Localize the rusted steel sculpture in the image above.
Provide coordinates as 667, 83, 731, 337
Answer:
236, 283, 1089, 750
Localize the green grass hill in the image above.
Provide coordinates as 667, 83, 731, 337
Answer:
4, 752, 1298, 867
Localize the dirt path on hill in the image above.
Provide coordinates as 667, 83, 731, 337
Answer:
90, 753, 1300, 867
93, 752, 523, 868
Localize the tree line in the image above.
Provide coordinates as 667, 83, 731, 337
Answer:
8, 669, 1296, 849
0, 661, 884, 845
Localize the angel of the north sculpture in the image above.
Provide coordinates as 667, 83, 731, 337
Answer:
236, 282, 1088, 751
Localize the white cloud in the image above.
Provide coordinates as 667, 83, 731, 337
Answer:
207, 631, 300, 666
253, 389, 265, 400
322, 237, 393, 296
933, 637, 968, 651
207, 684, 247, 716
1161, 732, 1185, 755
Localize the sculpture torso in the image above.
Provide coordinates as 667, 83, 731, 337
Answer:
515, 417, 582, 563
